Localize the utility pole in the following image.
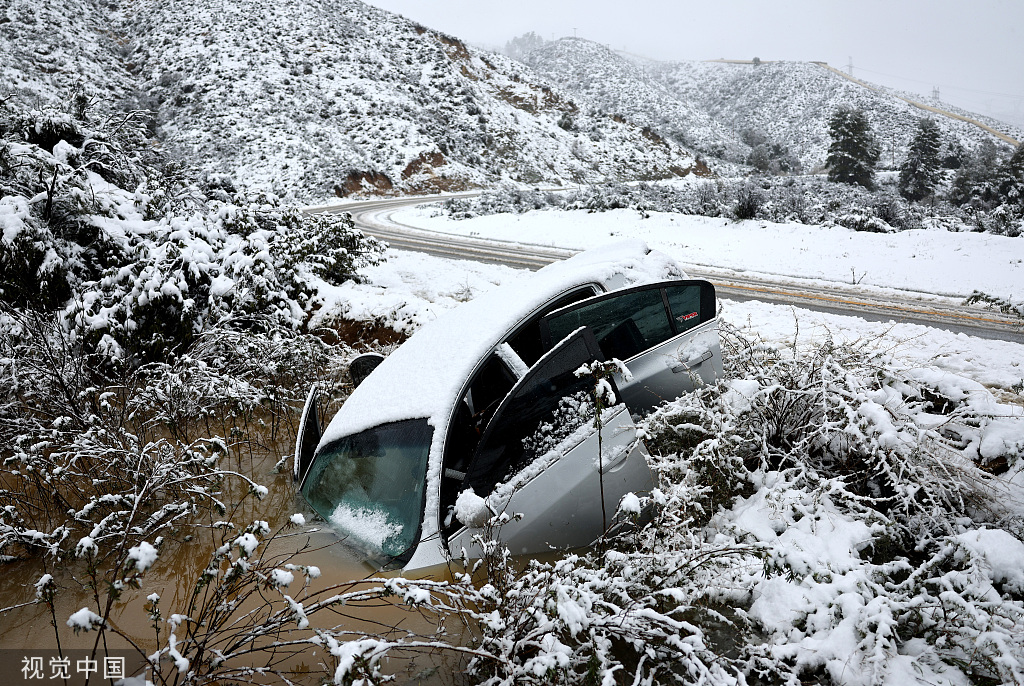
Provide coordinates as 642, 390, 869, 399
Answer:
932, 86, 940, 101
573, 27, 578, 39
846, 57, 854, 76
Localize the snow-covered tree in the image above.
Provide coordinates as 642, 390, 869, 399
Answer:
898, 117, 942, 201
998, 142, 1024, 208
747, 141, 801, 175
948, 139, 1004, 208
0, 98, 385, 364
503, 31, 547, 61
826, 106, 880, 190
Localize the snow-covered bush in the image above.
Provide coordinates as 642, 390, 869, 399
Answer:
0, 95, 394, 683
42, 511, 460, 685
634, 325, 1024, 684
66, 199, 382, 363
1, 94, 381, 560
458, 547, 749, 685
0, 309, 355, 560
733, 181, 765, 220
1, 98, 385, 365
834, 210, 895, 233
965, 289, 1024, 322
371, 324, 1024, 686
0, 107, 138, 310
440, 176, 1011, 233
1, 294, 399, 683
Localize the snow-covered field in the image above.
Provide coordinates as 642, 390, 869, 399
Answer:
393, 205, 1024, 300
320, 204, 1024, 394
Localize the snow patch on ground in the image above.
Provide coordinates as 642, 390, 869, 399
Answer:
393, 207, 1024, 300
311, 249, 521, 335
720, 298, 1024, 392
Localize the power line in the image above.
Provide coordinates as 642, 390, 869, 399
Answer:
854, 65, 1022, 100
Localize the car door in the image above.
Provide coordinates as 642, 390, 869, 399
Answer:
447, 328, 654, 559
539, 280, 722, 415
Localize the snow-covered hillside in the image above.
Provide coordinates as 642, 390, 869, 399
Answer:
648, 58, 1023, 171
522, 39, 746, 166
516, 37, 1021, 173
137, 0, 714, 199
5, 0, 1020, 202
1, 0, 707, 200
0, 0, 134, 108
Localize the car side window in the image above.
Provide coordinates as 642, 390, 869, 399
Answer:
664, 284, 706, 334
466, 353, 517, 422
543, 287, 673, 361
506, 286, 598, 367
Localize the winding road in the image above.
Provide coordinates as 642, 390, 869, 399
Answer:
307, 195, 1024, 344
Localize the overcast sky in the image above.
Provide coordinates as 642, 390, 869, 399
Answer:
365, 0, 1024, 127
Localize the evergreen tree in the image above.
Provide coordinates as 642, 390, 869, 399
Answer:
504, 32, 547, 61
998, 143, 1024, 208
826, 107, 880, 190
898, 118, 942, 201
941, 139, 967, 170
948, 140, 1004, 209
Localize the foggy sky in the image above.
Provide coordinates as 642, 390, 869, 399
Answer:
364, 0, 1024, 128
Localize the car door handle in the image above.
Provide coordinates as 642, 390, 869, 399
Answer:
599, 444, 631, 474
669, 350, 712, 373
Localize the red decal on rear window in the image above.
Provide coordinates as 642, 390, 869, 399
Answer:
677, 312, 698, 322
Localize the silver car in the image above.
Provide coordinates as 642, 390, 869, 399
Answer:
294, 241, 722, 573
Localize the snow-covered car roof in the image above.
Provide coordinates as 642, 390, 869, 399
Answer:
319, 239, 685, 447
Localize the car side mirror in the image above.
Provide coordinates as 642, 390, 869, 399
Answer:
349, 352, 385, 388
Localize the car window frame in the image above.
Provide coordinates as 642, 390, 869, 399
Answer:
462, 326, 609, 498
538, 279, 717, 360
442, 283, 605, 447
502, 284, 601, 368
437, 283, 604, 529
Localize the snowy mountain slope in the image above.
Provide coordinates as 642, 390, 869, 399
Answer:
647, 58, 1023, 171
5, 0, 1018, 203
514, 37, 1020, 173
0, 0, 135, 109
522, 39, 747, 165
1, 0, 707, 200
815, 62, 1021, 148
117, 0, 705, 200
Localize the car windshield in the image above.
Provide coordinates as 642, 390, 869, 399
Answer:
301, 419, 432, 560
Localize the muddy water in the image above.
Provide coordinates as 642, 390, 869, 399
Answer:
0, 447, 470, 684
